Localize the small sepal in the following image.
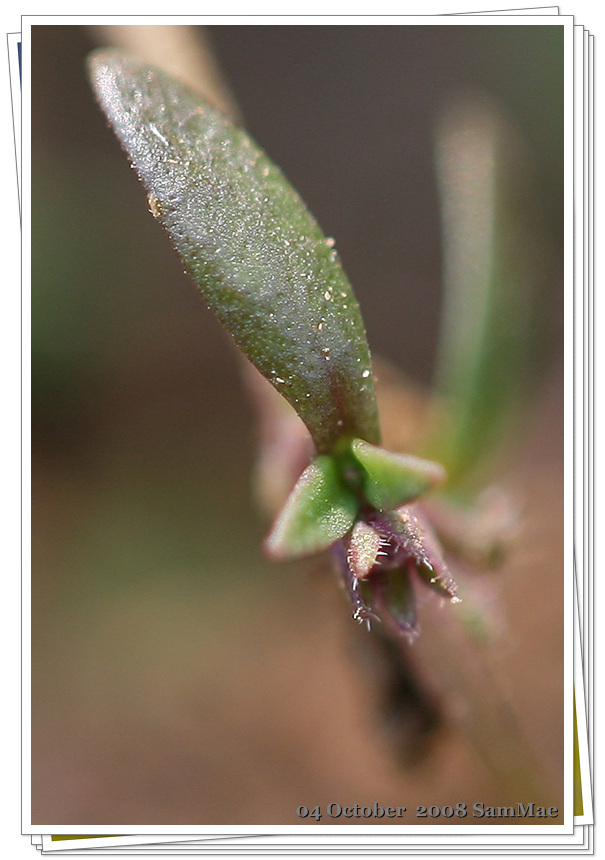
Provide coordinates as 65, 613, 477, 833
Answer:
346, 521, 384, 579
372, 507, 458, 601
370, 565, 419, 639
350, 439, 446, 511
264, 455, 358, 560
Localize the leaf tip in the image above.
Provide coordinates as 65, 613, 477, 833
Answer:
263, 456, 357, 561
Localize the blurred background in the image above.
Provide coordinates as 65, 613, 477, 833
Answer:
31, 23, 564, 826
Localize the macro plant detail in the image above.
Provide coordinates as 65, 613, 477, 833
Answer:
27, 26, 564, 827
88, 49, 465, 641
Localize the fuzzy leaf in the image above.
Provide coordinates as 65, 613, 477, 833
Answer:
88, 49, 380, 455
350, 439, 445, 511
373, 508, 458, 600
264, 455, 358, 560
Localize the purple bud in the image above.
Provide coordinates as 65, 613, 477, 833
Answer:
335, 504, 459, 639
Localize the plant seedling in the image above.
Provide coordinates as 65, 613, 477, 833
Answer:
86, 44, 558, 793
88, 49, 461, 638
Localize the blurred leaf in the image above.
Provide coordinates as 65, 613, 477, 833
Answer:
428, 95, 549, 487
88, 49, 379, 455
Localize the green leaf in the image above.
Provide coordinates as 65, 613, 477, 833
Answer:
88, 49, 380, 455
350, 439, 445, 511
264, 455, 358, 560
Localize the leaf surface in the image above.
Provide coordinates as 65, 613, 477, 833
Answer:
351, 439, 445, 511
264, 456, 358, 560
89, 49, 380, 454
